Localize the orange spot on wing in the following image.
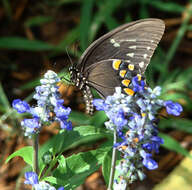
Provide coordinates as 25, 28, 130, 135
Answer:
124, 88, 134, 96
112, 60, 121, 70
133, 138, 139, 143
119, 70, 126, 78
141, 113, 146, 117
128, 64, 134, 71
122, 79, 130, 87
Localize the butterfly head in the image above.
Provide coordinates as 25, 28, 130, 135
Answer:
69, 65, 77, 83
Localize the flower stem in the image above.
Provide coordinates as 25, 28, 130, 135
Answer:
33, 133, 39, 174
107, 129, 117, 190
126, 184, 130, 190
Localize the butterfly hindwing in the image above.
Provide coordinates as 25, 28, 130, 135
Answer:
87, 59, 141, 98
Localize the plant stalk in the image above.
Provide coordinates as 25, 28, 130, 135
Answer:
33, 133, 39, 174
107, 129, 117, 190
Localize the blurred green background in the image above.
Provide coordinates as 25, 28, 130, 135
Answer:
1, 0, 192, 189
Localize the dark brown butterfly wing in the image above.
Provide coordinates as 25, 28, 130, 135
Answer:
86, 60, 120, 98
73, 18, 165, 114
78, 18, 165, 74
86, 59, 142, 98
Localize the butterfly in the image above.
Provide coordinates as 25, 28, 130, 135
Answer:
69, 18, 165, 114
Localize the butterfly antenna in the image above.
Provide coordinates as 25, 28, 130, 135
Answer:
60, 76, 70, 83
65, 47, 74, 66
59, 47, 73, 83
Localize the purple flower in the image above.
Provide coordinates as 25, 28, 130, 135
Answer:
60, 120, 72, 130
111, 110, 127, 128
132, 76, 145, 93
164, 100, 183, 116
114, 139, 127, 148
21, 118, 40, 134
22, 118, 40, 129
142, 156, 158, 170
113, 179, 127, 190
34, 181, 56, 190
12, 99, 30, 113
93, 99, 106, 111
35, 86, 49, 97
24, 171, 39, 185
117, 130, 126, 140
54, 105, 71, 120
143, 136, 164, 153
140, 151, 158, 170
58, 187, 64, 190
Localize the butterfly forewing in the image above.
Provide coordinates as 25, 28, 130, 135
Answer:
78, 18, 165, 74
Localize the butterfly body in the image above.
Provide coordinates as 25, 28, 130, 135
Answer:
70, 18, 165, 114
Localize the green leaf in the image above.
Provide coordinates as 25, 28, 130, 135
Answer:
2, 0, 12, 19
45, 142, 112, 189
177, 67, 192, 89
25, 16, 53, 28
102, 149, 112, 185
162, 81, 186, 92
57, 155, 67, 174
54, 27, 80, 56
89, 0, 123, 42
50, 0, 82, 6
20, 79, 40, 90
0, 37, 55, 51
161, 68, 181, 86
0, 82, 10, 111
139, 2, 150, 18
159, 118, 192, 134
91, 111, 108, 128
159, 133, 192, 158
79, 0, 94, 50
141, 0, 184, 13
69, 111, 91, 125
105, 16, 119, 30
5, 146, 33, 167
40, 125, 109, 154
43, 176, 66, 186
39, 125, 110, 169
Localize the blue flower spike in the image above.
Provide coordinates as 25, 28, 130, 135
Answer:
12, 99, 30, 113
93, 99, 106, 111
164, 100, 183, 116
25, 171, 64, 190
93, 75, 183, 184
24, 171, 39, 185
12, 70, 72, 137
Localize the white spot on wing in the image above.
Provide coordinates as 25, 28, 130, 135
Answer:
110, 39, 115, 43
114, 43, 120, 47
147, 47, 151, 50
143, 54, 148, 59
129, 45, 136, 49
110, 39, 120, 47
126, 53, 134, 58
139, 61, 145, 68
125, 39, 136, 42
